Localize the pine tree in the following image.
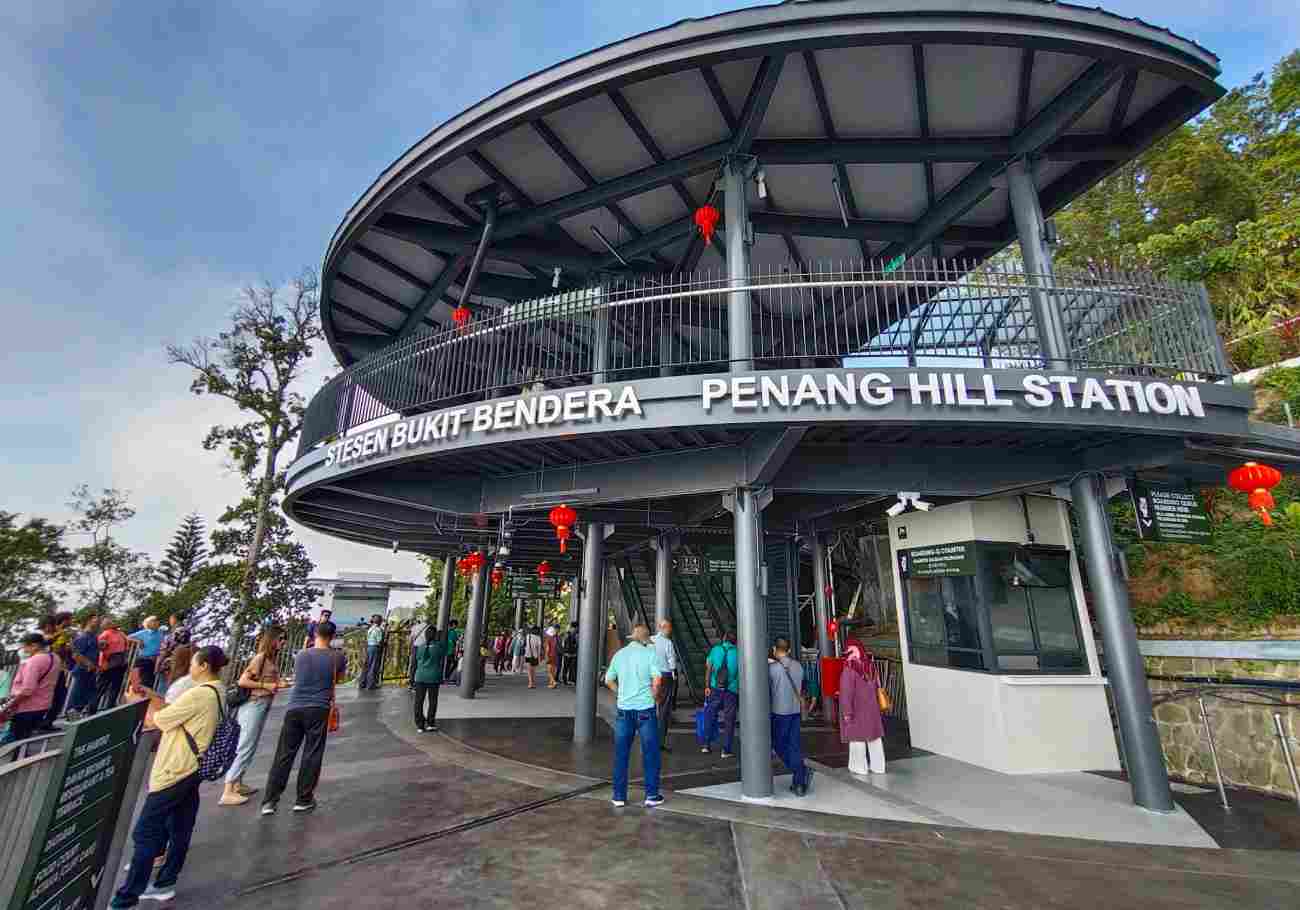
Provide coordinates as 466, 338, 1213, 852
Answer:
156, 513, 208, 592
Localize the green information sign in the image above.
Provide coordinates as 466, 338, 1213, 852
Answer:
9, 700, 148, 910
899, 542, 977, 578
1130, 481, 1212, 543
508, 575, 560, 597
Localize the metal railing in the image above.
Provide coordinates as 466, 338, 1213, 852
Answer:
301, 260, 1228, 457
0, 734, 65, 898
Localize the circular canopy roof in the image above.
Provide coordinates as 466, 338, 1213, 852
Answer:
320, 0, 1221, 366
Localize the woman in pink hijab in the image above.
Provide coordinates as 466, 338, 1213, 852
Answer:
838, 640, 886, 775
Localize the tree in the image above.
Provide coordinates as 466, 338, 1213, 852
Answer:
0, 512, 74, 636
167, 272, 323, 635
210, 478, 319, 643
156, 513, 208, 592
67, 485, 153, 618
1055, 49, 1300, 369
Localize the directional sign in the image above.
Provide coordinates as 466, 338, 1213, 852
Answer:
1129, 481, 1212, 544
8, 700, 148, 910
899, 542, 977, 578
508, 575, 560, 597
675, 554, 702, 576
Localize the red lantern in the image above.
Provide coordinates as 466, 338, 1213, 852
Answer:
451, 305, 471, 329
548, 504, 577, 554
1228, 461, 1282, 525
693, 205, 720, 245
536, 560, 551, 581
828, 619, 839, 638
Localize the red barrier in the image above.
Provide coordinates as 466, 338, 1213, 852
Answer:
820, 656, 844, 697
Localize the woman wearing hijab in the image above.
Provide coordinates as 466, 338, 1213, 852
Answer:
838, 641, 886, 775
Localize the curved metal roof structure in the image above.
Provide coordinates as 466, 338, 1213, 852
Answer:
319, 0, 1222, 367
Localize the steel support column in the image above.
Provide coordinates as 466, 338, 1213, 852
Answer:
514, 597, 524, 631
1071, 474, 1174, 812
454, 200, 498, 313
809, 530, 836, 718
536, 599, 544, 628
652, 534, 677, 626
458, 552, 490, 699
723, 160, 753, 373
592, 299, 610, 384
1007, 159, 1069, 367
436, 557, 455, 632
568, 578, 580, 623
727, 487, 773, 798
574, 522, 611, 744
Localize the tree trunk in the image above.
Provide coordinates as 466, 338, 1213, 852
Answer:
227, 433, 280, 660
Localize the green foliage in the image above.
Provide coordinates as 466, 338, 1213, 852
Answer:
0, 512, 75, 638
155, 513, 208, 592
1253, 365, 1300, 425
66, 485, 154, 617
1057, 49, 1300, 369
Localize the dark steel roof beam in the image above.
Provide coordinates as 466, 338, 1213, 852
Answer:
397, 253, 470, 339
416, 182, 479, 226
490, 141, 729, 240
333, 331, 389, 356
329, 299, 401, 334
1016, 50, 1035, 132
598, 217, 695, 268
607, 89, 698, 213
1109, 69, 1140, 136
730, 55, 785, 156
800, 49, 870, 261
374, 213, 600, 272
877, 60, 1124, 264
334, 272, 421, 321
531, 119, 644, 242
699, 66, 737, 131
913, 45, 941, 259
750, 135, 1128, 165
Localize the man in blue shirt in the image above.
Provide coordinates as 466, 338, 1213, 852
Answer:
128, 616, 166, 690
360, 615, 385, 689
604, 624, 664, 808
698, 630, 739, 757
66, 614, 101, 717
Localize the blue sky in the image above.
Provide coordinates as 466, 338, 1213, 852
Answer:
3, 1, 1296, 589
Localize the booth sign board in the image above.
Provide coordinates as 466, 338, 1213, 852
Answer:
898, 542, 977, 578
8, 700, 148, 910
676, 554, 702, 576
509, 576, 560, 597
1129, 481, 1212, 543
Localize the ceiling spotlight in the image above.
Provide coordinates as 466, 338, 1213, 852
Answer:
913, 498, 933, 512
755, 169, 768, 200
552, 266, 562, 289
887, 492, 929, 517
885, 500, 907, 518
392, 540, 400, 554
498, 543, 511, 557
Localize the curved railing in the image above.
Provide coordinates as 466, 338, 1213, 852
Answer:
301, 259, 1228, 458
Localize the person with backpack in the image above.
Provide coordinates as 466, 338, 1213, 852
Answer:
94, 617, 130, 714
260, 620, 347, 815
0, 633, 62, 745
110, 646, 231, 908
697, 630, 739, 757
768, 638, 813, 796
220, 628, 288, 806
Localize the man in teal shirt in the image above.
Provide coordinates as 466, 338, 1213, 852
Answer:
412, 629, 448, 732
360, 615, 385, 689
604, 624, 664, 808
698, 630, 739, 757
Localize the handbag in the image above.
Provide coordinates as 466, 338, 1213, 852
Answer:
872, 661, 892, 713
328, 702, 341, 733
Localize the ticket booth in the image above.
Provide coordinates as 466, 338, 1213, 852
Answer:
889, 497, 1120, 774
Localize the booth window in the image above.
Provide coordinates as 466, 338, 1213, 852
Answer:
903, 542, 1086, 674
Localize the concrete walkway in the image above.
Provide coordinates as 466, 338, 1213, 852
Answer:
112, 674, 1300, 909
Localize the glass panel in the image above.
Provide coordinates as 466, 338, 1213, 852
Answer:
905, 576, 984, 670
981, 545, 1035, 654
1012, 548, 1073, 588
1029, 586, 1086, 671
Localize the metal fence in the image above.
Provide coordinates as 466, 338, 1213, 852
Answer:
302, 260, 1227, 456
0, 734, 64, 898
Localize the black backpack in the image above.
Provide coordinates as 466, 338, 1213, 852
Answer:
181, 684, 241, 782
714, 644, 732, 690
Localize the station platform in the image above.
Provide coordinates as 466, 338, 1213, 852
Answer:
125, 672, 1300, 910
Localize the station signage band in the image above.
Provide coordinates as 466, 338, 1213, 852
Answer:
324, 371, 1207, 468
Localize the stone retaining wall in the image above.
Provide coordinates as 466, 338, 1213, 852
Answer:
1146, 655, 1300, 800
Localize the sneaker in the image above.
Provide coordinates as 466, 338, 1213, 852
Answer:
292, 800, 317, 813
235, 783, 259, 797
140, 884, 175, 902
260, 803, 277, 816
700, 747, 711, 755
425, 725, 438, 733
643, 795, 665, 808
611, 798, 627, 808
415, 725, 426, 733
721, 752, 734, 759
109, 897, 138, 909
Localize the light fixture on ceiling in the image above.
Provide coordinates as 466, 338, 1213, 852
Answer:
552, 266, 562, 289
590, 226, 629, 266
831, 175, 849, 229
392, 540, 400, 554
755, 168, 768, 200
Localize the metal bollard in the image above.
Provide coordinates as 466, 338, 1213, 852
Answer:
1198, 696, 1230, 811
1272, 712, 1300, 810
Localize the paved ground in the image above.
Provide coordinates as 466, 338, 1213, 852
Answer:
114, 673, 1300, 909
